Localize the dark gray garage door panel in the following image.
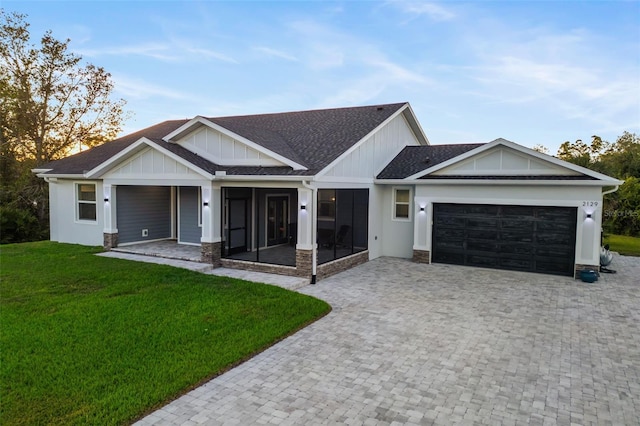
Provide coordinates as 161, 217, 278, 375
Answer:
432, 203, 577, 276
117, 186, 171, 244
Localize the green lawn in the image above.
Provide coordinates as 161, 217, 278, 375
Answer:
603, 233, 640, 256
0, 242, 331, 425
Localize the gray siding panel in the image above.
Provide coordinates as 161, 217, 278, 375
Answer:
179, 187, 201, 244
117, 186, 171, 244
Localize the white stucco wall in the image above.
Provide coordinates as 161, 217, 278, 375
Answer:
376, 185, 415, 259
48, 179, 105, 246
413, 184, 604, 268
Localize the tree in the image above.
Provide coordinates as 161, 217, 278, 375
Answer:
552, 133, 640, 237
0, 10, 128, 242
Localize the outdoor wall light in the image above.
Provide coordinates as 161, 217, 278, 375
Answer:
420, 206, 425, 212
585, 212, 592, 219
300, 205, 306, 210
203, 202, 209, 207
104, 198, 109, 202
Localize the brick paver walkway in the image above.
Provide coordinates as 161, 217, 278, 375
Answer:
136, 256, 640, 425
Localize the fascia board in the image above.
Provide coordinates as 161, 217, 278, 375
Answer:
35, 173, 84, 179
212, 174, 310, 182
374, 178, 622, 186
403, 103, 430, 145
85, 137, 215, 180
316, 103, 410, 178
164, 116, 307, 171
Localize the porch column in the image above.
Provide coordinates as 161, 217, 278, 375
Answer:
296, 187, 315, 278
103, 184, 118, 250
412, 196, 430, 263
201, 183, 222, 266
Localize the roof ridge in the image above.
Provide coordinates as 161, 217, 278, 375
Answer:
206, 102, 408, 121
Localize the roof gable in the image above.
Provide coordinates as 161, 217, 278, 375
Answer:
206, 103, 410, 173
431, 145, 580, 177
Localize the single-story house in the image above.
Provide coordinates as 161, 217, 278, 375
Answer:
34, 102, 622, 281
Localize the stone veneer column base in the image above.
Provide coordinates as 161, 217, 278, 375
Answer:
413, 249, 431, 264
201, 242, 222, 267
574, 264, 599, 279
103, 233, 118, 250
317, 251, 369, 280
295, 249, 313, 278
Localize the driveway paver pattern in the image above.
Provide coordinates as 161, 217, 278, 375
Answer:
136, 256, 640, 425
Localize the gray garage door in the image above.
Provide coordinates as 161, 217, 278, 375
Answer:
432, 203, 577, 276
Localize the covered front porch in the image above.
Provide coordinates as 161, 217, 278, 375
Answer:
103, 182, 371, 281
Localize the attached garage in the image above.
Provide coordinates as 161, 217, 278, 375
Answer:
432, 203, 577, 276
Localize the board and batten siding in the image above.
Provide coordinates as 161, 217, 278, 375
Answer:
104, 147, 204, 181
322, 113, 421, 179
177, 126, 285, 167
178, 186, 201, 244
116, 186, 172, 244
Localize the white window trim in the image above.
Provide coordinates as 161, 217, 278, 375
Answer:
75, 181, 98, 224
392, 186, 412, 222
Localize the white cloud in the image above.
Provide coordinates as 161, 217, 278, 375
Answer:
254, 46, 298, 62
391, 0, 456, 21
112, 74, 191, 100
77, 43, 179, 62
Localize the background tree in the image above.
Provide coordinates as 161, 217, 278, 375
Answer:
545, 133, 639, 237
0, 10, 127, 243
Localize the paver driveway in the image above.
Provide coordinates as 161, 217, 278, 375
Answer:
136, 256, 640, 425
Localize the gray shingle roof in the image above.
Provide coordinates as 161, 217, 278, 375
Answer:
208, 103, 407, 171
39, 103, 408, 176
38, 119, 189, 175
376, 144, 485, 179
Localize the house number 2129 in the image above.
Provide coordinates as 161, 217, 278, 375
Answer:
582, 201, 599, 207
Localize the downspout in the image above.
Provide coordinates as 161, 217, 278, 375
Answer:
302, 180, 317, 284
602, 185, 619, 196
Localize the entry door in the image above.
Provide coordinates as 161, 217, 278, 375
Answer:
227, 199, 248, 254
267, 196, 289, 246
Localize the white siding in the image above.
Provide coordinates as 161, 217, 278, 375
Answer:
378, 185, 415, 258
103, 147, 205, 182
177, 127, 285, 166
433, 146, 580, 176
48, 180, 104, 246
322, 113, 421, 180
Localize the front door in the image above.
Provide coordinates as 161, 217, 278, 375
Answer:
227, 198, 248, 254
267, 196, 288, 246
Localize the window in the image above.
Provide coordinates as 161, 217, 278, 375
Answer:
394, 188, 411, 220
77, 183, 97, 221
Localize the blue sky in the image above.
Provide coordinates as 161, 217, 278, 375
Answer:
6, 0, 640, 154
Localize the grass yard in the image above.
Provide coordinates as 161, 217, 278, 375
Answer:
0, 242, 331, 425
603, 233, 640, 257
